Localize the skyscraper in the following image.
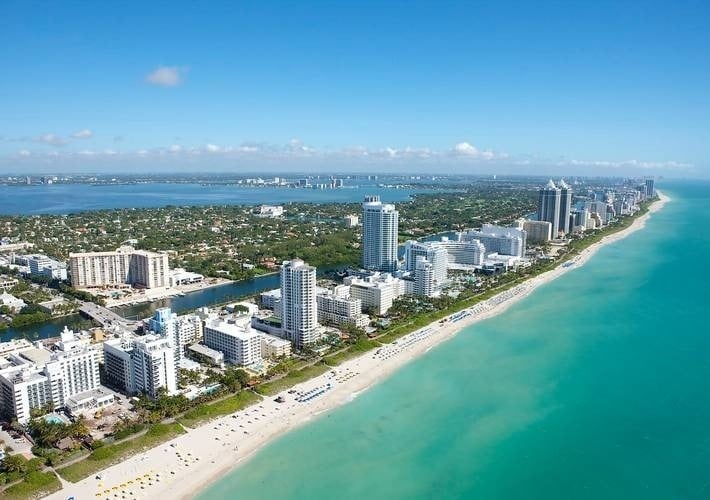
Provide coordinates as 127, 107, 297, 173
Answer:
558, 179, 573, 235
362, 196, 399, 272
538, 180, 561, 237
280, 259, 318, 349
645, 178, 655, 197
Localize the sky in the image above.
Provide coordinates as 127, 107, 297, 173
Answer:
1, 0, 708, 177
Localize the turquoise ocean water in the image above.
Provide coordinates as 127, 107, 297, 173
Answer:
199, 180, 709, 500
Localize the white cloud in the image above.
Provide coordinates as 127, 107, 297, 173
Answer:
146, 66, 187, 87
168, 144, 183, 153
450, 141, 503, 160
71, 129, 93, 139
453, 142, 479, 156
205, 144, 221, 153
18, 149, 31, 157
559, 158, 693, 171
35, 133, 66, 147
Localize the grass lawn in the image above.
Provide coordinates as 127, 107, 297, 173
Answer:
324, 338, 381, 366
2, 471, 62, 500
57, 422, 186, 483
177, 391, 262, 428
256, 362, 331, 396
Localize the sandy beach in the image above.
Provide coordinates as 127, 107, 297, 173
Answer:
47, 193, 668, 500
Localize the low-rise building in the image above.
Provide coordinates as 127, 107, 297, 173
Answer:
0, 276, 19, 290
260, 333, 292, 359
0, 292, 26, 313
203, 317, 262, 367
187, 343, 225, 368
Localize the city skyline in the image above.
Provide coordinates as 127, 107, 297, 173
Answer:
1, 1, 709, 177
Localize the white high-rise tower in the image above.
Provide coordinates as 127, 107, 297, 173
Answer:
558, 179, 573, 235
362, 195, 399, 272
280, 259, 318, 349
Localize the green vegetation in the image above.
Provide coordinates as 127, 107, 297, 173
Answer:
178, 390, 262, 428
0, 453, 61, 500
256, 362, 331, 396
1, 470, 62, 500
57, 422, 185, 483
324, 337, 381, 366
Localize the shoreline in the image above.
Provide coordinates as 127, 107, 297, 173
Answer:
47, 193, 669, 500
102, 278, 235, 309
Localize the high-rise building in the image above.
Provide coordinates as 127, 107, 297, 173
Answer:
280, 259, 318, 349
558, 179, 573, 235
414, 254, 447, 297
459, 225, 526, 257
103, 334, 177, 399
69, 246, 169, 289
538, 180, 561, 237
522, 220, 552, 244
645, 178, 655, 197
147, 307, 203, 367
0, 327, 101, 423
362, 196, 399, 272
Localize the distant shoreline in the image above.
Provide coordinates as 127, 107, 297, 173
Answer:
47, 193, 669, 500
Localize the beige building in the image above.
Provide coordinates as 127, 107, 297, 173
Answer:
69, 246, 169, 289
316, 286, 370, 328
523, 220, 553, 244
260, 333, 292, 359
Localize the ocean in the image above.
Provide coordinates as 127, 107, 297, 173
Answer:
198, 180, 710, 500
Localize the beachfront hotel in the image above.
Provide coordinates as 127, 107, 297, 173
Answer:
344, 273, 404, 315
147, 307, 204, 367
362, 195, 399, 273
103, 334, 177, 399
69, 245, 170, 289
522, 220, 553, 244
316, 285, 370, 328
280, 259, 319, 349
459, 225, 526, 258
0, 328, 102, 423
203, 317, 262, 367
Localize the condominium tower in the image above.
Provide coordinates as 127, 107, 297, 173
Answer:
69, 246, 169, 289
558, 179, 573, 235
538, 180, 561, 237
280, 259, 318, 349
362, 196, 399, 272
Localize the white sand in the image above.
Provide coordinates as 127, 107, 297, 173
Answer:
48, 193, 669, 500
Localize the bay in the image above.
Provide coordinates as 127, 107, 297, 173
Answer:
0, 183, 427, 215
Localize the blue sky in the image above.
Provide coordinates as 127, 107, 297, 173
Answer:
1, 1, 708, 176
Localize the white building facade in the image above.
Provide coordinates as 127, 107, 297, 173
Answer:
280, 259, 319, 348
362, 196, 399, 273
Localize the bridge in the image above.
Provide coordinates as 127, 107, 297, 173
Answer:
79, 302, 140, 330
